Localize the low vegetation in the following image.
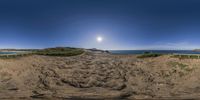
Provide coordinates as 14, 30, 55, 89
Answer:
0, 53, 34, 59
168, 61, 188, 69
35, 47, 84, 56
172, 54, 200, 59
137, 52, 162, 58
167, 61, 193, 77
0, 47, 85, 59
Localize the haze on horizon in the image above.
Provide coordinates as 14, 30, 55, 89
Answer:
0, 0, 200, 50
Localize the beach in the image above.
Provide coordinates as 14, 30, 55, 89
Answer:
0, 50, 200, 99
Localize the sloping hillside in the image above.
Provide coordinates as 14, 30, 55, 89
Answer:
0, 51, 200, 99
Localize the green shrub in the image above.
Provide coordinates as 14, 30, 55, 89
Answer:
180, 55, 189, 59
167, 61, 193, 77
190, 55, 199, 59
137, 53, 162, 58
0, 53, 33, 59
144, 51, 151, 54
172, 55, 200, 59
0, 47, 85, 59
35, 47, 84, 57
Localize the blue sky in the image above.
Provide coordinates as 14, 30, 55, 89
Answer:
0, 0, 200, 50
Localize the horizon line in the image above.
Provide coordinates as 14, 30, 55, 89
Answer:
0, 47, 198, 51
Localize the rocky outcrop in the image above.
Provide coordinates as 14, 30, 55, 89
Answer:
193, 49, 200, 52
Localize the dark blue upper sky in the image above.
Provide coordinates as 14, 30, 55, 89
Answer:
0, 0, 200, 50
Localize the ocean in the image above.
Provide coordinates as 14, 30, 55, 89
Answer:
0, 52, 17, 55
109, 50, 200, 55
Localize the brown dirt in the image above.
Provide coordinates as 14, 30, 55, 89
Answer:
0, 52, 200, 99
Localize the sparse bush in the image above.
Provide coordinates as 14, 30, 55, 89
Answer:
0, 53, 34, 59
0, 47, 85, 59
167, 61, 193, 77
189, 55, 199, 59
137, 53, 162, 58
168, 62, 188, 69
172, 55, 200, 59
35, 47, 84, 57
144, 51, 151, 54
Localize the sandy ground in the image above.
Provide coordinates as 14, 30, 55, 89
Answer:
0, 51, 200, 99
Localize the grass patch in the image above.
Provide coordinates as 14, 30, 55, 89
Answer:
167, 61, 193, 77
0, 47, 85, 59
137, 53, 162, 58
35, 47, 84, 57
172, 55, 200, 59
168, 61, 188, 70
0, 53, 34, 59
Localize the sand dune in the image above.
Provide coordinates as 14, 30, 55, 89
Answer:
0, 51, 200, 99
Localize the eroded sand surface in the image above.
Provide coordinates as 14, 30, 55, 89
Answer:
0, 52, 200, 99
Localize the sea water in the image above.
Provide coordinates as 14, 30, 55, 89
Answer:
0, 52, 17, 55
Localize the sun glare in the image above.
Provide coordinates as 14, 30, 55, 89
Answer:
97, 36, 103, 43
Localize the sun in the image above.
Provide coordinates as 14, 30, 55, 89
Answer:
96, 36, 103, 43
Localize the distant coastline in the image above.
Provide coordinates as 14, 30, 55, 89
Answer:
1, 47, 200, 55
109, 50, 200, 55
